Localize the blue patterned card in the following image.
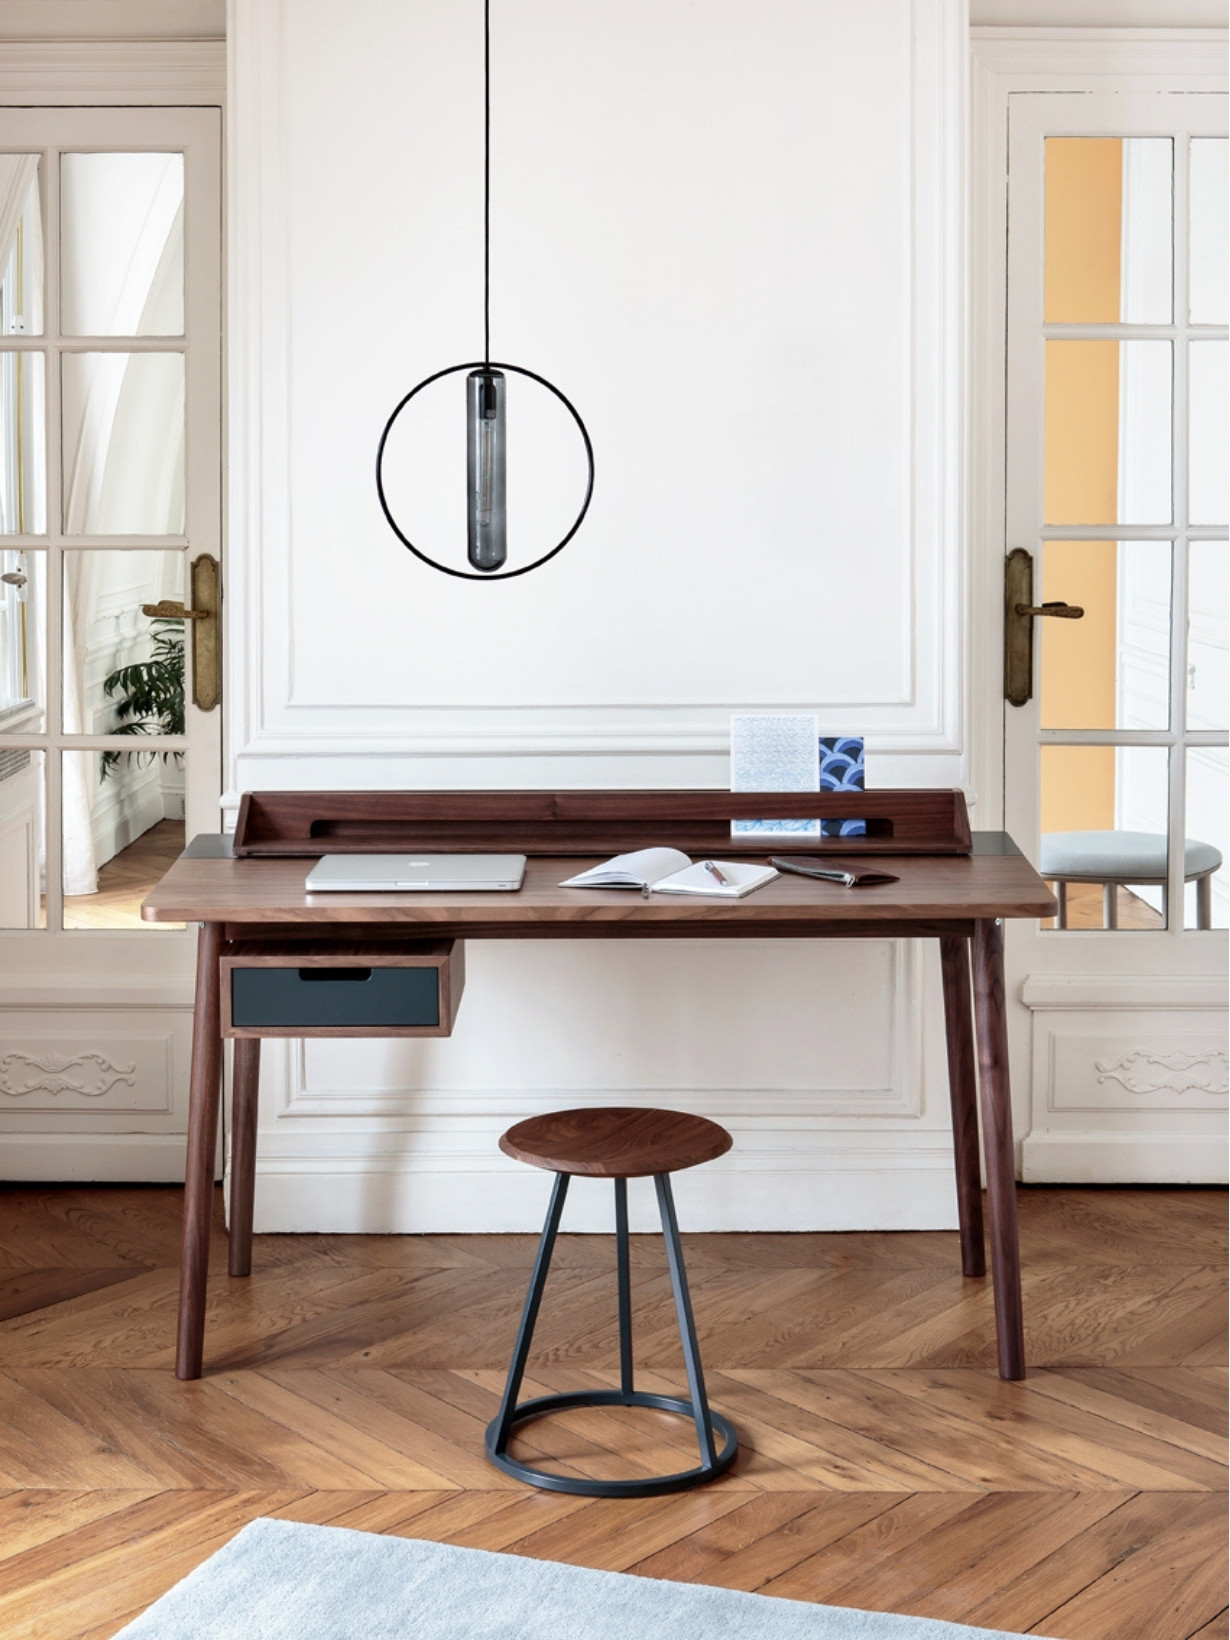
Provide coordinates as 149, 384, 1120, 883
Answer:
819, 736, 866, 837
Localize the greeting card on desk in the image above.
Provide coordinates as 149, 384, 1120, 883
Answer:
729, 713, 820, 839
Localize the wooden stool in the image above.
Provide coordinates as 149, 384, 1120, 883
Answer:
485, 1106, 738, 1497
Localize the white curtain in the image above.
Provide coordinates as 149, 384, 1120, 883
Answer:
61, 554, 99, 896
0, 154, 37, 272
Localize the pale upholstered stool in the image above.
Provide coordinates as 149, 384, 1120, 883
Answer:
1041, 830, 1222, 929
486, 1105, 738, 1497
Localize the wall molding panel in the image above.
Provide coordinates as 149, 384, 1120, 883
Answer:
1022, 1002, 1228, 1182
0, 1051, 137, 1102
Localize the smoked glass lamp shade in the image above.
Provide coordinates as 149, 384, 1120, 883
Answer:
466, 367, 507, 571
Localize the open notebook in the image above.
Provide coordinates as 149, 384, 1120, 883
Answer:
560, 848, 778, 899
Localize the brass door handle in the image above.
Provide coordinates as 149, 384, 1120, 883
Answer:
1005, 548, 1085, 706
1014, 601, 1085, 619
141, 555, 220, 712
141, 600, 208, 620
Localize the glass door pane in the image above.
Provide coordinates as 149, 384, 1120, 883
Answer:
1189, 138, 1228, 325
60, 153, 184, 337
1189, 340, 1228, 526
1185, 747, 1227, 929
61, 549, 185, 734
0, 745, 44, 927
0, 350, 45, 533
61, 352, 185, 534
61, 749, 184, 930
1045, 137, 1173, 323
1044, 341, 1172, 526
1187, 543, 1227, 731
1040, 746, 1170, 930
1040, 540, 1171, 730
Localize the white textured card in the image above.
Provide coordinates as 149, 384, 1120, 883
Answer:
729, 713, 820, 838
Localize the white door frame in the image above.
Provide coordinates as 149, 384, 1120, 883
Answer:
970, 28, 1228, 1181
0, 41, 225, 1181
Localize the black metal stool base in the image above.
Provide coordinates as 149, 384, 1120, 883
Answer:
485, 1389, 738, 1498
487, 1168, 737, 1497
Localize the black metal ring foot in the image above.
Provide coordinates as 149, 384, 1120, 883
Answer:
485, 1389, 738, 1498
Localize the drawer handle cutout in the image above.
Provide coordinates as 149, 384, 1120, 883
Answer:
298, 967, 373, 982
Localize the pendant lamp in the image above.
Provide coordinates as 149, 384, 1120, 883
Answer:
376, 0, 594, 580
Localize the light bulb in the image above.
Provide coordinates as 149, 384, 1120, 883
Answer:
467, 368, 507, 571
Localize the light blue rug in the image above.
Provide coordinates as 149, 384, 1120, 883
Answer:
114, 1517, 1052, 1639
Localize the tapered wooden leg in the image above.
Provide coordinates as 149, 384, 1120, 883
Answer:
1055, 881, 1068, 930
177, 921, 225, 1380
971, 917, 1025, 1381
939, 935, 986, 1278
228, 1037, 261, 1278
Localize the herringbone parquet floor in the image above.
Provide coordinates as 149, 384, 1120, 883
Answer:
0, 1184, 1224, 1639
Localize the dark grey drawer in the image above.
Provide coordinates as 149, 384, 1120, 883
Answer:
230, 965, 439, 1030
220, 939, 464, 1037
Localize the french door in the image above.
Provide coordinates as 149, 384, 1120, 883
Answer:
1002, 89, 1228, 1181
0, 106, 221, 1177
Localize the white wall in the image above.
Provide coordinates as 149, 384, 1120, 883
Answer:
227, 0, 970, 1232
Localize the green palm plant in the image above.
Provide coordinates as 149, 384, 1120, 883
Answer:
100, 616, 186, 780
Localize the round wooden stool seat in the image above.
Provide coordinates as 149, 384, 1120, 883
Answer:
499, 1105, 732, 1179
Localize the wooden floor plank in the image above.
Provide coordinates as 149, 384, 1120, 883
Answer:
207, 1369, 464, 1490
1187, 1613, 1229, 1639
728, 1370, 1134, 1491
772, 1492, 1123, 1615
962, 1492, 1214, 1635
1034, 1492, 1228, 1640
0, 1493, 304, 1640
1022, 1370, 1229, 1464
0, 1490, 161, 1566
628, 1490, 831, 1583
686, 1494, 905, 1591
701, 1490, 976, 1595
501, 1485, 752, 1573
0, 1268, 148, 1323
393, 1489, 591, 1549
866, 1369, 1226, 1491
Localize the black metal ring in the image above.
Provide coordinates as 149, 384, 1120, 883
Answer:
375, 360, 595, 581
485, 1390, 738, 1498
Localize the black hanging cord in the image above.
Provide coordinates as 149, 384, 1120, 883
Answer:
483, 0, 491, 365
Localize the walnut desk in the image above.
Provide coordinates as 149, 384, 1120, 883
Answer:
143, 800, 1055, 1386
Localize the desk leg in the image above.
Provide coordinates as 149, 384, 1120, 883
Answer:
228, 1038, 261, 1279
176, 920, 224, 1381
939, 936, 986, 1278
972, 918, 1025, 1381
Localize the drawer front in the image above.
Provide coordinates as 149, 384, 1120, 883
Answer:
230, 965, 440, 1030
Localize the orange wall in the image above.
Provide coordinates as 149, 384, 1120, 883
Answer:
1040, 138, 1121, 833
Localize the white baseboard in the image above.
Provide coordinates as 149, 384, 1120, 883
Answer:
0, 1133, 203, 1181
235, 1147, 963, 1234
1021, 1131, 1229, 1184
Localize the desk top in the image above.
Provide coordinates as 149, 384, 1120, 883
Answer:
142, 833, 1056, 936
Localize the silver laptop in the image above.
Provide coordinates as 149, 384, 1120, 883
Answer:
305, 853, 527, 892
